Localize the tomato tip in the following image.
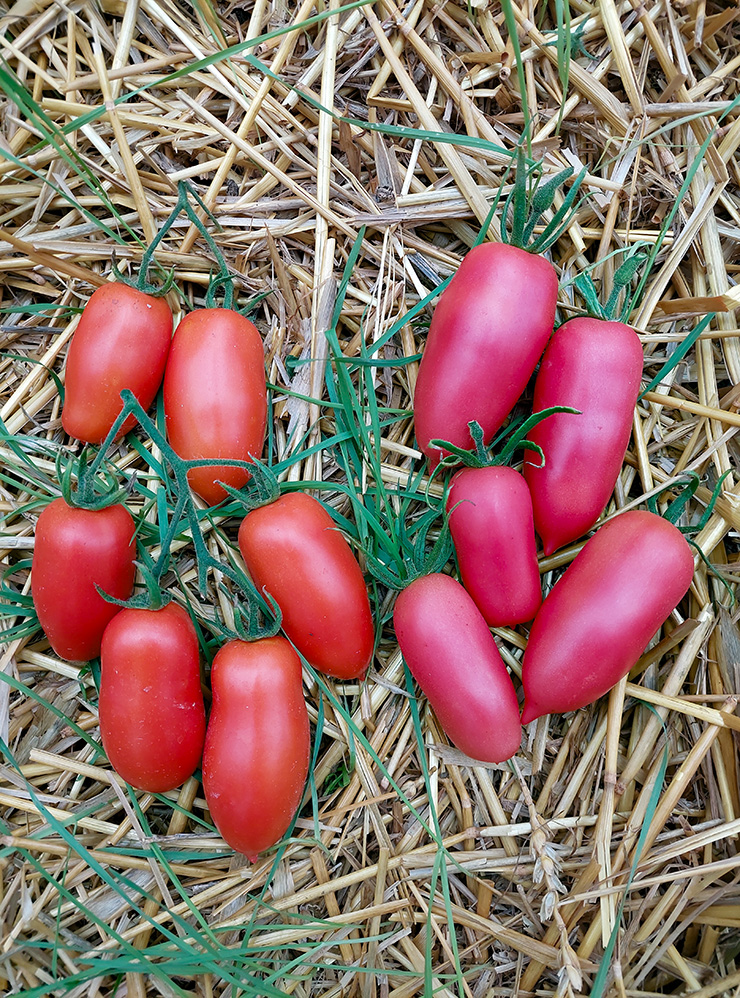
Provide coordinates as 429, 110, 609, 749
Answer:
520, 702, 541, 725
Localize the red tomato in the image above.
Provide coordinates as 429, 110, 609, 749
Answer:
520, 511, 694, 723
414, 243, 558, 467
163, 308, 267, 505
31, 499, 136, 661
524, 316, 643, 555
202, 637, 310, 860
447, 466, 541, 627
238, 493, 374, 680
99, 603, 205, 792
62, 283, 172, 443
394, 573, 522, 763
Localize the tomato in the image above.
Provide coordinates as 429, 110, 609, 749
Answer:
99, 602, 205, 792
524, 316, 643, 555
62, 283, 172, 444
201, 637, 310, 860
238, 492, 374, 680
414, 243, 558, 467
31, 499, 136, 661
520, 511, 694, 723
163, 308, 267, 506
394, 573, 522, 762
447, 466, 541, 627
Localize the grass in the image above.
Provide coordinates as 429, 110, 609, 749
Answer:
1, 1, 740, 996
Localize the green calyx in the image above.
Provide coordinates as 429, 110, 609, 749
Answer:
500, 147, 587, 254
209, 586, 283, 644
573, 244, 648, 323
217, 460, 282, 513
96, 550, 171, 612
430, 410, 580, 473
57, 446, 129, 511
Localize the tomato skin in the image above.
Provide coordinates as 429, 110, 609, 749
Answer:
447, 466, 542, 627
524, 317, 644, 555
394, 574, 522, 763
62, 283, 172, 443
238, 493, 374, 680
99, 603, 205, 792
31, 499, 136, 661
163, 309, 267, 506
201, 637, 310, 860
414, 243, 558, 467
520, 511, 694, 723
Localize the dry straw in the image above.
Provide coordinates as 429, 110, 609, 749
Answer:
1, 0, 740, 996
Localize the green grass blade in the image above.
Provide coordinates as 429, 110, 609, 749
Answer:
590, 705, 670, 997
640, 313, 715, 398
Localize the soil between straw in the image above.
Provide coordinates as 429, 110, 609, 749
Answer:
1, 2, 740, 996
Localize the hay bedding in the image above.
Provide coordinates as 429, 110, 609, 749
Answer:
0, 0, 739, 995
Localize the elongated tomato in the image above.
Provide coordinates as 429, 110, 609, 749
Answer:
238, 493, 374, 680
163, 308, 266, 505
524, 316, 643, 555
62, 283, 172, 443
447, 466, 541, 627
394, 574, 522, 762
520, 511, 694, 723
32, 499, 136, 661
99, 603, 205, 792
414, 243, 558, 467
202, 637, 310, 860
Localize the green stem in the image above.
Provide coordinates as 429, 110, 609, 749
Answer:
98, 390, 279, 626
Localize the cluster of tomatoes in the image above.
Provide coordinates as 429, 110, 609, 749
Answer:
31, 236, 695, 860
32, 283, 375, 860
395, 242, 695, 762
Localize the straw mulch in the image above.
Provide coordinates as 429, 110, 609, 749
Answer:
1, 1, 740, 995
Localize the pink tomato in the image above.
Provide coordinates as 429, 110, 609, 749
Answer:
520, 511, 694, 723
447, 465, 542, 627
414, 243, 558, 467
394, 573, 522, 762
524, 316, 643, 555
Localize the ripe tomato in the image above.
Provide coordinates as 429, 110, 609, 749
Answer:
394, 573, 522, 763
447, 466, 542, 627
524, 316, 643, 555
62, 283, 172, 444
163, 308, 267, 506
99, 602, 205, 792
414, 243, 558, 467
520, 511, 694, 723
202, 637, 310, 860
32, 499, 136, 661
238, 493, 374, 680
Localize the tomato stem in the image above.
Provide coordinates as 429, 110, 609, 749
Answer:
90, 389, 280, 627
114, 181, 237, 306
